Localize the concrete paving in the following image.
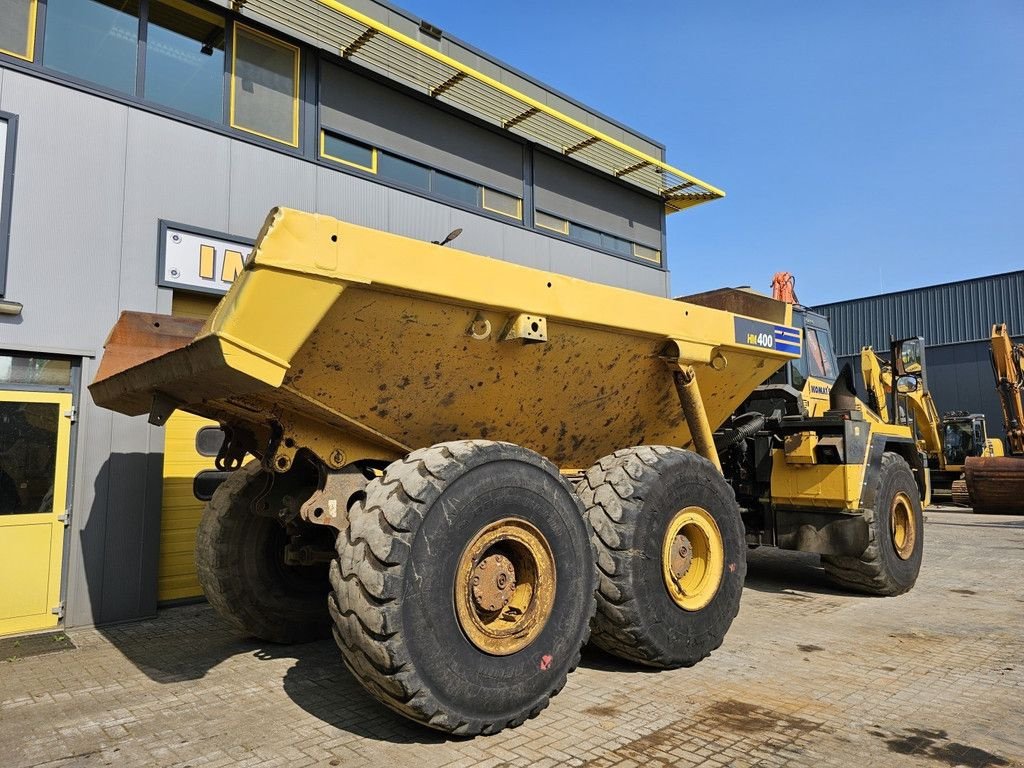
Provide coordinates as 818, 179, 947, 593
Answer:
2, 509, 1022, 768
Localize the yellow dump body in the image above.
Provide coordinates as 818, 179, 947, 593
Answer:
91, 208, 800, 470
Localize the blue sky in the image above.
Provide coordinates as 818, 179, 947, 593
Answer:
414, 1, 1023, 304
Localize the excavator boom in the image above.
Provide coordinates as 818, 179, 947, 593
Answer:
964, 324, 1024, 513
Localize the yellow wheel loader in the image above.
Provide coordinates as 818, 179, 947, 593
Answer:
860, 344, 1003, 499
91, 210, 927, 735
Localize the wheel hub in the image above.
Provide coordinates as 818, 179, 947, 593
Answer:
471, 553, 517, 612
661, 506, 725, 612
455, 518, 556, 656
669, 534, 694, 581
890, 492, 917, 560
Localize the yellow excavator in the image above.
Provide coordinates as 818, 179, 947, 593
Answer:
860, 344, 1003, 499
963, 324, 1024, 513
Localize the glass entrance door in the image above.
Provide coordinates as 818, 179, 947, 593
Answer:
0, 391, 73, 635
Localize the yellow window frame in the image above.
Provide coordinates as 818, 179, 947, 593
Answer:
320, 130, 377, 174
230, 22, 301, 148
632, 242, 662, 265
481, 187, 522, 220
0, 0, 38, 62
535, 211, 569, 235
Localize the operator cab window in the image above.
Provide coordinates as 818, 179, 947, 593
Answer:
805, 327, 837, 381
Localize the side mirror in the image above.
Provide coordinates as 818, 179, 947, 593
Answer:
895, 375, 920, 394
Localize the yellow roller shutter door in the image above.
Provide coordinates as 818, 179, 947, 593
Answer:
158, 293, 220, 602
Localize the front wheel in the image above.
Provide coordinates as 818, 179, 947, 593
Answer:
195, 462, 333, 643
823, 452, 924, 596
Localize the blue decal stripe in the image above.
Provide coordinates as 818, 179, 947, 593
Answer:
775, 342, 801, 354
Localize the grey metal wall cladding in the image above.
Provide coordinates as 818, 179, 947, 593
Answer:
533, 151, 662, 248
228, 141, 318, 236
814, 271, 1024, 356
316, 164, 388, 231
839, 336, 1024, 444
321, 63, 523, 195
0, 72, 169, 628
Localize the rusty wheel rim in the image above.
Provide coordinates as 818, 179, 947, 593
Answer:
890, 492, 916, 560
661, 506, 724, 611
455, 518, 556, 656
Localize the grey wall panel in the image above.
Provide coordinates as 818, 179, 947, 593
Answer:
315, 164, 388, 231
383, 187, 451, 244
501, 225, 550, 273
443, 210, 507, 264
0, 72, 128, 353
65, 363, 111, 629
815, 271, 1024, 356
227, 140, 317, 237
627, 263, 670, 297
587, 251, 633, 291
321, 63, 523, 195
548, 238, 593, 282
121, 110, 231, 308
534, 151, 662, 247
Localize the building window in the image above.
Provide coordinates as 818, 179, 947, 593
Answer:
482, 187, 522, 220
543, 214, 661, 265
43, 0, 141, 95
535, 211, 568, 235
144, 0, 225, 123
378, 152, 430, 192
320, 131, 526, 223
0, 114, 16, 296
0, 0, 37, 62
569, 222, 603, 249
321, 130, 376, 173
230, 23, 300, 147
632, 243, 661, 264
435, 171, 479, 208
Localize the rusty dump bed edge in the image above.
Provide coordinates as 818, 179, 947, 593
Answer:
90, 207, 802, 469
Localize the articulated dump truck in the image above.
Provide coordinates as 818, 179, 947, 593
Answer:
90, 208, 925, 735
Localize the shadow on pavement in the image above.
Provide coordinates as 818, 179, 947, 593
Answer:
577, 644, 662, 674
96, 604, 447, 745
741, 547, 852, 597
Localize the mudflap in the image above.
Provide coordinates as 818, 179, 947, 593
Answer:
774, 509, 870, 557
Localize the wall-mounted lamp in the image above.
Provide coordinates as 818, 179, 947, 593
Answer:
0, 299, 23, 316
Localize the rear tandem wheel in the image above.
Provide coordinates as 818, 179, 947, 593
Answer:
578, 446, 746, 668
329, 440, 597, 735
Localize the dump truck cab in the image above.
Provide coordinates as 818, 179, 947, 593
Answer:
760, 307, 840, 417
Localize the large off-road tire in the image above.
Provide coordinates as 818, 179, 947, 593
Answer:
195, 462, 332, 643
822, 452, 924, 596
578, 446, 746, 669
329, 440, 596, 736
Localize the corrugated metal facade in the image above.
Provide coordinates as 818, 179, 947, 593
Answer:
814, 271, 1024, 356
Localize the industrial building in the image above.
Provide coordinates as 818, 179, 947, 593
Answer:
0, 0, 723, 635
813, 270, 1024, 445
